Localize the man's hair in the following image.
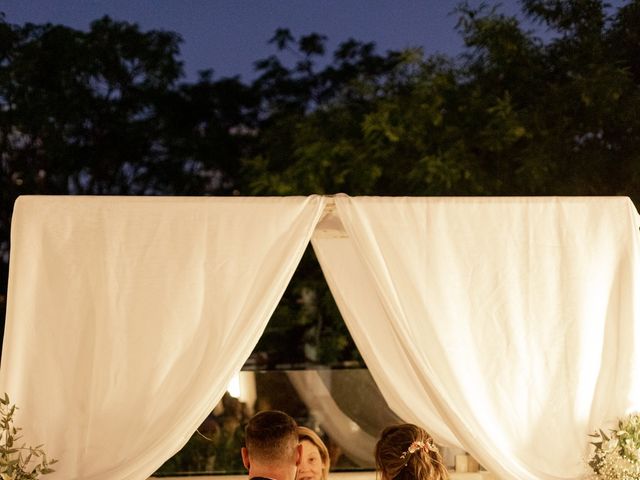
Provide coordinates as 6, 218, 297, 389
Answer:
245, 410, 298, 463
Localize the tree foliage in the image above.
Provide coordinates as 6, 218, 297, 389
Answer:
1, 0, 639, 364
242, 1, 640, 199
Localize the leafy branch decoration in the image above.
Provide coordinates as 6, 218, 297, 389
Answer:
0, 394, 57, 480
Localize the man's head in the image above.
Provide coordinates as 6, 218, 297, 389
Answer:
241, 410, 301, 479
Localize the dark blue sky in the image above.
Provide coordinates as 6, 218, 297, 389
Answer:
0, 1, 626, 83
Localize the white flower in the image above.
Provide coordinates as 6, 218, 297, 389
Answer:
588, 412, 640, 480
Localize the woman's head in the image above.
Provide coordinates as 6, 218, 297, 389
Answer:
296, 426, 330, 480
375, 424, 448, 480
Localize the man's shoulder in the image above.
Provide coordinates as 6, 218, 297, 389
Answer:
250, 477, 275, 480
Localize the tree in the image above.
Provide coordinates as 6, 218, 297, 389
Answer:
241, 1, 640, 200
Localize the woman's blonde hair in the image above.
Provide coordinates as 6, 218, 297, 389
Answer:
297, 426, 331, 480
375, 424, 448, 480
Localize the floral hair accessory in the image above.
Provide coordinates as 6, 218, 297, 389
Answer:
400, 441, 425, 459
400, 439, 439, 459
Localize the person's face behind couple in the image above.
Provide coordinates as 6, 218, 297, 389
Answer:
296, 439, 323, 480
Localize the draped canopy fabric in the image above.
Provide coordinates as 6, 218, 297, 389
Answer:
313, 195, 640, 480
1, 194, 639, 480
0, 195, 326, 480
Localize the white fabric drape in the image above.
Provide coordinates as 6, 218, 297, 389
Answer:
312, 220, 460, 449
313, 196, 640, 480
3, 194, 639, 480
0, 195, 326, 480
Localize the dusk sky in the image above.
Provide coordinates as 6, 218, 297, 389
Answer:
0, 1, 627, 82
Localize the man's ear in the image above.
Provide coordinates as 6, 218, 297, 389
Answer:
295, 443, 303, 466
241, 447, 250, 470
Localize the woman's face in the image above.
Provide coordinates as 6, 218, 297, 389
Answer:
297, 439, 324, 480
